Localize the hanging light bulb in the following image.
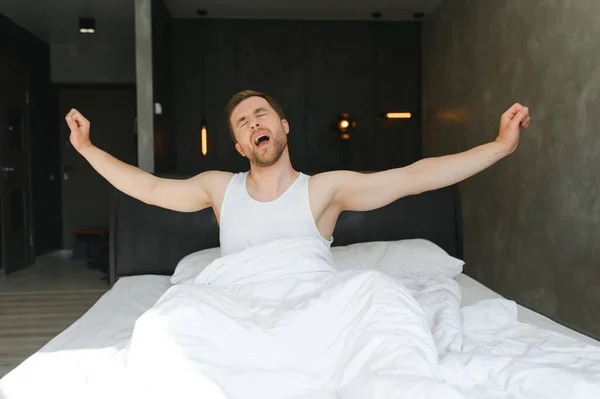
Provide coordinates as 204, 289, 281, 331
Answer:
334, 113, 356, 140
201, 118, 208, 156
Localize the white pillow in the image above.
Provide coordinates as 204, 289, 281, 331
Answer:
171, 247, 220, 284
331, 239, 464, 279
171, 239, 464, 284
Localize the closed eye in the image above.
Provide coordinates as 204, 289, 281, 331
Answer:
254, 108, 269, 117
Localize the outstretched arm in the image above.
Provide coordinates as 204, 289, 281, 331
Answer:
332, 103, 531, 212
65, 108, 227, 212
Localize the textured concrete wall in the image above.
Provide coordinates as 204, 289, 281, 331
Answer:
422, 0, 600, 337
135, 0, 154, 173
151, 0, 174, 173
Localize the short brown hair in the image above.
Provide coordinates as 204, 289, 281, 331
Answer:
225, 90, 286, 143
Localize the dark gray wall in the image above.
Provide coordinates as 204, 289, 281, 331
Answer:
48, 6, 135, 84
172, 18, 422, 174
422, 0, 600, 337
0, 12, 61, 256
51, 43, 136, 84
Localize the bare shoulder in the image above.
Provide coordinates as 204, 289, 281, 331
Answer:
307, 170, 362, 211
306, 170, 364, 237
148, 170, 234, 213
309, 170, 359, 186
189, 170, 234, 183
189, 170, 234, 195
308, 170, 362, 195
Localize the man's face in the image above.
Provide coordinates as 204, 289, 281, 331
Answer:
230, 96, 289, 167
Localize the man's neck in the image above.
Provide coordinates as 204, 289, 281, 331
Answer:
247, 157, 299, 199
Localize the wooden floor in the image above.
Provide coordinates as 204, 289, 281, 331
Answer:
0, 253, 109, 378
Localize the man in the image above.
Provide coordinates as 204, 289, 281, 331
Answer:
65, 90, 530, 255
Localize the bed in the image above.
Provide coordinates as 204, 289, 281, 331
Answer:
1, 181, 599, 399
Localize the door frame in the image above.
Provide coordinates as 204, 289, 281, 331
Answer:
0, 54, 35, 274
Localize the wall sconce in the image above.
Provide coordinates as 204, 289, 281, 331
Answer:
201, 118, 208, 156
333, 113, 356, 140
379, 112, 412, 119
79, 17, 96, 34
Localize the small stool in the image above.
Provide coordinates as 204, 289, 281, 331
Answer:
73, 228, 108, 259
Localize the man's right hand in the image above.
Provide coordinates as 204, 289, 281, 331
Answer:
65, 108, 92, 152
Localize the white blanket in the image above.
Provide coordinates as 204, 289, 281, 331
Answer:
116, 238, 600, 399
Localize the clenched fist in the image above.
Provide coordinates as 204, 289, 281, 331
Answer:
495, 103, 531, 155
65, 108, 92, 152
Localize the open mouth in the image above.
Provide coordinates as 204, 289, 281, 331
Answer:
254, 134, 270, 147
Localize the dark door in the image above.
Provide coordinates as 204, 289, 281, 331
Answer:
58, 87, 137, 252
0, 60, 32, 274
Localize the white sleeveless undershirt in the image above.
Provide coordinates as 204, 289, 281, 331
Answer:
219, 171, 333, 256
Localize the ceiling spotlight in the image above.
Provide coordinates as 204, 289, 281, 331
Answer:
79, 17, 95, 33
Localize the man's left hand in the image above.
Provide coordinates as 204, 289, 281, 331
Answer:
496, 103, 531, 154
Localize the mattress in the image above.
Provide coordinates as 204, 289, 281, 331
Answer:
1, 273, 598, 398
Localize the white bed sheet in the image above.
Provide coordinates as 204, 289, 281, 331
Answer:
0, 275, 171, 399
456, 273, 600, 346
1, 272, 598, 398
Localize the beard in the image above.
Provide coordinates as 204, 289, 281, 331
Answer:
247, 133, 287, 167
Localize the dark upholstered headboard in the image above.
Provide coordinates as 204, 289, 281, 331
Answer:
109, 175, 463, 285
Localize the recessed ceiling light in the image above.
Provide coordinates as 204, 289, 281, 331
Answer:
79, 17, 95, 34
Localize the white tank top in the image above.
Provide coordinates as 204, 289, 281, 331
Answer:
219, 171, 332, 256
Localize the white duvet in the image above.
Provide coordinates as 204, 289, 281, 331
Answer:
117, 237, 600, 399
2, 237, 600, 399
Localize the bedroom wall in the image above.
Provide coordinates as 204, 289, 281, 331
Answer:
0, 12, 61, 256
171, 18, 423, 174
51, 43, 136, 84
422, 0, 600, 337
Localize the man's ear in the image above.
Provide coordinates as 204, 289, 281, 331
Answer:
282, 119, 290, 134
235, 142, 246, 157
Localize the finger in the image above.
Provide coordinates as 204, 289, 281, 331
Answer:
71, 112, 90, 130
66, 108, 87, 123
65, 115, 79, 131
511, 106, 529, 126
521, 116, 531, 128
66, 108, 78, 119
66, 109, 80, 123
519, 116, 528, 126
75, 111, 88, 124
502, 103, 523, 121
